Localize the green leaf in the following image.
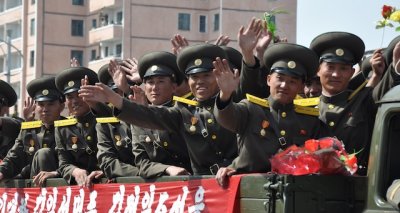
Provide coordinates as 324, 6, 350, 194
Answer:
396, 26, 400, 31
387, 22, 394, 27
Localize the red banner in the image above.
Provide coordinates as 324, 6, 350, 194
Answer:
0, 176, 241, 212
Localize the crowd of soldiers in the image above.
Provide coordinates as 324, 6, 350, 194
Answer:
0, 17, 399, 188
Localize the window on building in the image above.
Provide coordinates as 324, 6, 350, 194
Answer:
30, 18, 35, 36
91, 49, 96, 61
116, 12, 123, 25
31, 0, 35, 4
178, 13, 190, 31
71, 50, 83, 65
72, 0, 84, 6
199, 15, 207, 33
116, 44, 122, 57
71, 20, 84, 36
213, 13, 220, 31
92, 19, 97, 29
104, 47, 109, 57
29, 50, 34, 67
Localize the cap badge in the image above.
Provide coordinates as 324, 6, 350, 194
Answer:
194, 59, 202, 66
68, 81, 75, 87
287, 61, 296, 69
42, 89, 49, 96
335, 48, 344, 56
151, 65, 158, 71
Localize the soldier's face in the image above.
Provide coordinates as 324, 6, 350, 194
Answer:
304, 78, 322, 98
36, 100, 64, 125
65, 91, 90, 117
144, 76, 176, 105
318, 62, 355, 96
188, 71, 219, 101
267, 73, 304, 104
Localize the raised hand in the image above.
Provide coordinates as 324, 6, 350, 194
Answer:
215, 35, 231, 46
79, 83, 123, 109
70, 57, 80, 67
128, 85, 148, 106
255, 23, 273, 64
23, 97, 36, 121
121, 58, 142, 84
108, 59, 130, 93
171, 34, 189, 55
238, 17, 263, 66
213, 57, 240, 101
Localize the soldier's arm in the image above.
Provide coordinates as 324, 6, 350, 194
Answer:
214, 97, 250, 134
131, 134, 170, 179
0, 117, 21, 158
96, 123, 139, 178
372, 65, 400, 102
0, 133, 29, 179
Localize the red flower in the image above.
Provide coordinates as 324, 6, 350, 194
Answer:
304, 139, 319, 153
382, 5, 394, 19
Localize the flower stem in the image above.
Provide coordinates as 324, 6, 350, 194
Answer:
381, 27, 385, 48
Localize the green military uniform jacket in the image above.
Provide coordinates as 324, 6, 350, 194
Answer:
96, 118, 139, 179
214, 96, 324, 173
55, 112, 99, 184
0, 117, 21, 160
114, 96, 238, 175
0, 120, 58, 178
319, 65, 400, 175
131, 101, 192, 179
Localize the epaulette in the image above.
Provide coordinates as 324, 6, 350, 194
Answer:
96, 117, 120, 124
348, 80, 368, 101
293, 97, 320, 107
181, 92, 193, 99
54, 118, 78, 127
246, 94, 269, 108
21, 120, 42, 130
66, 116, 74, 119
173, 96, 198, 106
294, 105, 319, 116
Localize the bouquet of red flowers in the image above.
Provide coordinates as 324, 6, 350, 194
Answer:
270, 137, 358, 176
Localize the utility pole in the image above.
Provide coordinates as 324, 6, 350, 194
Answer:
5, 30, 11, 84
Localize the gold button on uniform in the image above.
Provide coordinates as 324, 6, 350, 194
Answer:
145, 136, 151, 142
329, 121, 335, 127
281, 112, 287, 118
85, 123, 89, 127
207, 119, 213, 124
43, 144, 48, 148
280, 130, 286, 136
86, 136, 92, 141
328, 104, 334, 109
163, 141, 168, 147
211, 135, 217, 140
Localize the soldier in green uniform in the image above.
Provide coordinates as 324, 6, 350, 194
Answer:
55, 67, 108, 186
0, 76, 64, 186
0, 80, 20, 160
79, 44, 238, 175
129, 51, 192, 178
310, 32, 398, 175
96, 63, 140, 180
213, 43, 325, 187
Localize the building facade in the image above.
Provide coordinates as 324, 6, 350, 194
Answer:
0, 0, 296, 116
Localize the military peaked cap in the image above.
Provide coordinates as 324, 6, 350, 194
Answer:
177, 44, 227, 75
263, 43, 319, 80
0, 79, 17, 107
27, 76, 64, 102
55, 67, 98, 95
310, 32, 365, 65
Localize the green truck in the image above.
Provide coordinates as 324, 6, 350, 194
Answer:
1, 85, 400, 213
